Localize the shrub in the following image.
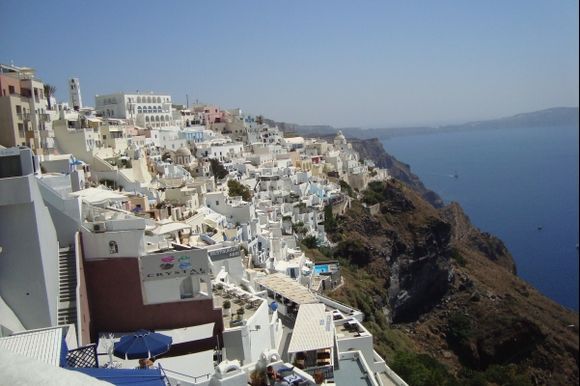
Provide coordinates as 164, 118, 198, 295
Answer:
222, 300, 231, 309
227, 179, 252, 201
209, 158, 228, 181
334, 239, 370, 266
390, 351, 457, 386
450, 248, 467, 267
324, 204, 337, 233
302, 235, 318, 249
339, 179, 355, 198
447, 312, 473, 344
292, 221, 306, 235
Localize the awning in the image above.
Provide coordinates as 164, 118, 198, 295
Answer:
255, 273, 318, 305
287, 303, 334, 353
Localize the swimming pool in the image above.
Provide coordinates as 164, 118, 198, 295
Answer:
314, 264, 330, 274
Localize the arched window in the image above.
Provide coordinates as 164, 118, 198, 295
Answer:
157, 96, 161, 103
155, 115, 160, 122
109, 240, 118, 254
137, 106, 142, 114
147, 106, 153, 113
160, 115, 165, 121
137, 96, 142, 103
145, 116, 150, 122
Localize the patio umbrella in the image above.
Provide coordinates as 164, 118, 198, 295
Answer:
113, 330, 172, 360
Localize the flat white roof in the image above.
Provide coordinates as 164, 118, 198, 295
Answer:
285, 137, 305, 144
152, 222, 191, 235
287, 303, 334, 353
157, 322, 215, 345
256, 273, 318, 305
156, 350, 214, 381
0, 326, 66, 366
70, 187, 127, 204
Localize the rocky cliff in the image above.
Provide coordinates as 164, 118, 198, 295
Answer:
318, 138, 579, 385
349, 137, 445, 208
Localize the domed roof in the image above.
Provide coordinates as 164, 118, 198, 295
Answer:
175, 146, 192, 156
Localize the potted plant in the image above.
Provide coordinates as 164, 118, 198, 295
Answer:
222, 300, 231, 316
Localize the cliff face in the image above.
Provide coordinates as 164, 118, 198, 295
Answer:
349, 137, 445, 208
323, 139, 579, 385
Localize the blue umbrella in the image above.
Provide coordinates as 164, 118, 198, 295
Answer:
113, 330, 172, 360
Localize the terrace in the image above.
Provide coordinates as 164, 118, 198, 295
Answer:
335, 319, 371, 339
211, 283, 264, 328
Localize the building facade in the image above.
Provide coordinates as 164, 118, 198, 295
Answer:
95, 92, 174, 128
0, 64, 51, 152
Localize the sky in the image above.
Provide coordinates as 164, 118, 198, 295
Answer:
1, 0, 578, 128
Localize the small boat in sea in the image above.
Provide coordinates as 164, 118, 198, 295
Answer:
537, 226, 543, 231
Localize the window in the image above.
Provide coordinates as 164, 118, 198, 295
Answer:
9, 85, 15, 94
216, 200, 219, 206
109, 241, 118, 254
180, 277, 194, 299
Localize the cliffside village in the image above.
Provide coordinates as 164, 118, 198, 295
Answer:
0, 63, 406, 386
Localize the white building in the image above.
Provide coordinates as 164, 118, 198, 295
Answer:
95, 92, 175, 128
0, 147, 59, 333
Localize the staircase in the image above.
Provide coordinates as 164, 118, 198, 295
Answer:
57, 246, 78, 326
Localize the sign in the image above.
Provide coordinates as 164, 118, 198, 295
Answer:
140, 249, 209, 281
207, 245, 241, 261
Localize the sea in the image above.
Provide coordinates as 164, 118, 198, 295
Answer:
380, 125, 579, 311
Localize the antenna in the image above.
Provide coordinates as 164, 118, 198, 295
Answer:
186, 94, 189, 109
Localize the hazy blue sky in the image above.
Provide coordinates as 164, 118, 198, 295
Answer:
1, 0, 578, 127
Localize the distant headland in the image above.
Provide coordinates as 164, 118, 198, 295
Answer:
270, 106, 579, 139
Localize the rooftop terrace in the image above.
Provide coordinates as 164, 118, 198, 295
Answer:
211, 283, 264, 328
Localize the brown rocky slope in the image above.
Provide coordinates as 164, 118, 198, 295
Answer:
320, 139, 578, 385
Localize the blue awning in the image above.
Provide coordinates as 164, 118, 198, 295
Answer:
72, 368, 165, 386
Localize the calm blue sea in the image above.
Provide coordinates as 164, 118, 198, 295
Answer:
381, 126, 579, 310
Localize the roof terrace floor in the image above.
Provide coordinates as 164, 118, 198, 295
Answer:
334, 357, 373, 386
212, 287, 263, 328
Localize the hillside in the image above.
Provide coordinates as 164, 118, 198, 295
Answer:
310, 140, 579, 385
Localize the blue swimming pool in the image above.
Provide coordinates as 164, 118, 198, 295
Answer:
314, 264, 330, 274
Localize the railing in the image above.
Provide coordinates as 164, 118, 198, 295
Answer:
160, 365, 211, 385
66, 344, 98, 368
303, 364, 334, 380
